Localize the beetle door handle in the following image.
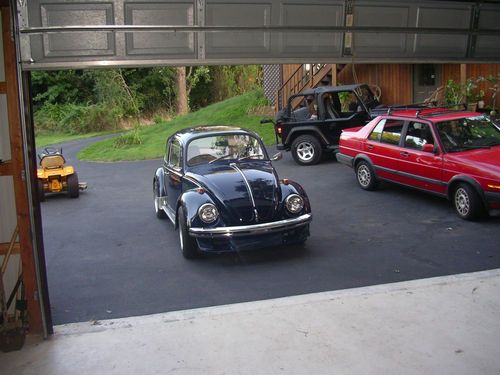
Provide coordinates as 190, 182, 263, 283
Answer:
400, 151, 409, 157
367, 144, 374, 150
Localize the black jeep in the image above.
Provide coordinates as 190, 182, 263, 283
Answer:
263, 84, 381, 165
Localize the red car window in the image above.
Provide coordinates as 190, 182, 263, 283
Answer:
404, 122, 434, 150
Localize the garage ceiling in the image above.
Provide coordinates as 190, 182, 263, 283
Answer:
17, 0, 500, 70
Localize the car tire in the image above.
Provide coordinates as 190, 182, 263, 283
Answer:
178, 208, 199, 259
453, 183, 484, 221
153, 179, 166, 219
355, 161, 378, 191
67, 173, 79, 198
291, 135, 323, 165
37, 179, 45, 202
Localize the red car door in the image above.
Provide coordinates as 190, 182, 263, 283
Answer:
363, 118, 405, 182
397, 121, 445, 194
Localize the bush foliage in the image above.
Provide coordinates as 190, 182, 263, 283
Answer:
32, 66, 263, 134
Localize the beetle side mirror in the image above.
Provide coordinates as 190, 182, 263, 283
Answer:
422, 143, 437, 153
271, 152, 283, 161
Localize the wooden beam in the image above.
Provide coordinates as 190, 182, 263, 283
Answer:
0, 160, 13, 175
460, 64, 467, 85
2, 5, 44, 334
0, 82, 7, 92
331, 64, 337, 86
0, 243, 20, 256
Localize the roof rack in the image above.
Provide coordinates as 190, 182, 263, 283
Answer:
416, 103, 467, 118
385, 102, 430, 116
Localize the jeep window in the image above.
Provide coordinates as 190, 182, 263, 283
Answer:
404, 122, 434, 150
372, 119, 404, 145
337, 91, 360, 116
436, 116, 500, 152
355, 86, 378, 109
169, 139, 182, 169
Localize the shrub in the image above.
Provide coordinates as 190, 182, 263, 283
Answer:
113, 127, 143, 148
34, 103, 121, 134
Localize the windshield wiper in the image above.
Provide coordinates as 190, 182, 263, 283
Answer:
484, 140, 500, 147
238, 154, 264, 161
457, 145, 491, 150
208, 154, 233, 164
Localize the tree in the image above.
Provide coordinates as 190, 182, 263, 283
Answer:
176, 67, 188, 115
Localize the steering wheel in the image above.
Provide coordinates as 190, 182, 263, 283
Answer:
188, 154, 217, 165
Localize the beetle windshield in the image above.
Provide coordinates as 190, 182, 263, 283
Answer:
187, 134, 267, 166
436, 116, 500, 152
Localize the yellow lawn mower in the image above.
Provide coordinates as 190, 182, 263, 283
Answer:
36, 148, 87, 201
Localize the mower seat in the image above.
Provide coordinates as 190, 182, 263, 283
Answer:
40, 155, 65, 169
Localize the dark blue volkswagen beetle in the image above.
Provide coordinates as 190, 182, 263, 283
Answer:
153, 126, 312, 258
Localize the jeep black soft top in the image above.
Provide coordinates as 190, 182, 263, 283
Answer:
263, 84, 382, 165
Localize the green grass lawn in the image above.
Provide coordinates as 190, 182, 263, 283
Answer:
36, 131, 119, 148
78, 90, 276, 162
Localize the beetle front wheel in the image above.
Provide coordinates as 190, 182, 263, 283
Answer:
177, 208, 199, 259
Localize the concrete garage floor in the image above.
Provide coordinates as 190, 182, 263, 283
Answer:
1, 269, 500, 374
38, 137, 500, 325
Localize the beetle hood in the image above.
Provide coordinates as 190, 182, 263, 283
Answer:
187, 162, 281, 224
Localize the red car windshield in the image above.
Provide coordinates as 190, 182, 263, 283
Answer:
435, 116, 500, 152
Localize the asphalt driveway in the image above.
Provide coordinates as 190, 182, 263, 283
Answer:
39, 136, 500, 324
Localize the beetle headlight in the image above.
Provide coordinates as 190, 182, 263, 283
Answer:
285, 194, 304, 214
198, 203, 219, 223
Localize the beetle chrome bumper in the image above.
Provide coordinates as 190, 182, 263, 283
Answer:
189, 213, 312, 238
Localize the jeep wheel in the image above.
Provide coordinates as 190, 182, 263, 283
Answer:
453, 183, 484, 221
178, 208, 199, 259
67, 173, 79, 198
291, 135, 323, 165
355, 161, 378, 191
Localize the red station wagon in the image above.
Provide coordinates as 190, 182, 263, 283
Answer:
336, 107, 500, 220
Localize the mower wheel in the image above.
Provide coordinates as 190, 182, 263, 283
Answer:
37, 179, 45, 202
67, 173, 80, 198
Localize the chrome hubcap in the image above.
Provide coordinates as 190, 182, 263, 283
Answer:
357, 165, 371, 187
455, 188, 470, 216
296, 142, 314, 161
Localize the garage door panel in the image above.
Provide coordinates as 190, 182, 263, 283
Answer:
205, 2, 271, 57
125, 2, 196, 57
279, 1, 343, 57
34, 3, 115, 59
21, 0, 500, 68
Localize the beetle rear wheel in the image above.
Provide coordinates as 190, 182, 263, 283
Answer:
67, 173, 79, 198
291, 135, 323, 165
154, 179, 166, 219
178, 208, 199, 259
453, 183, 484, 221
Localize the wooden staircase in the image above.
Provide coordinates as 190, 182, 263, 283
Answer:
275, 64, 340, 112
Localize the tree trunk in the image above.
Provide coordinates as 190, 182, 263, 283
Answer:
176, 67, 188, 115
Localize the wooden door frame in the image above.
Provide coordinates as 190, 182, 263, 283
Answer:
1, 1, 52, 336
